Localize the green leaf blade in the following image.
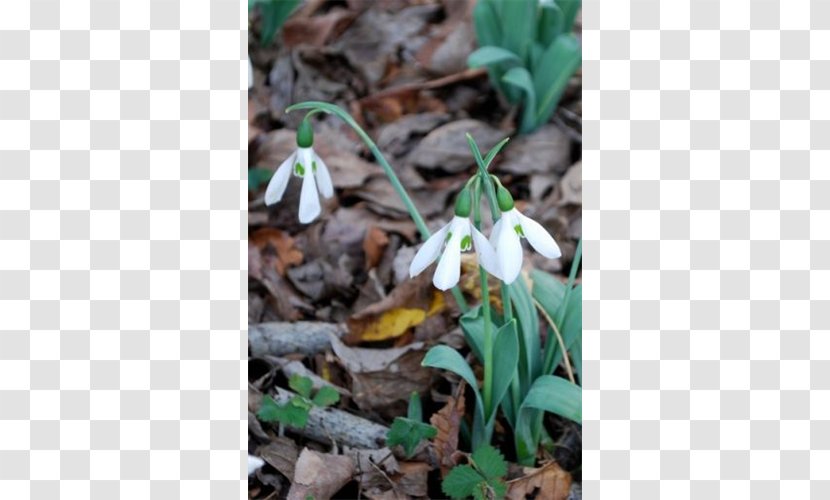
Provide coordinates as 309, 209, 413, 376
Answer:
468, 46, 522, 69
288, 374, 313, 399
386, 417, 437, 458
442, 465, 484, 499
489, 320, 519, 422
532, 33, 581, 127
311, 386, 340, 407
471, 444, 508, 480
523, 375, 582, 423
502, 66, 539, 133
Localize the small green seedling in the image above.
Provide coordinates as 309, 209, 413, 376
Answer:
386, 392, 437, 458
442, 444, 508, 500
468, 0, 582, 133
257, 374, 340, 428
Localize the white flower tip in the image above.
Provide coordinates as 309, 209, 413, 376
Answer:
432, 275, 454, 291
248, 455, 264, 476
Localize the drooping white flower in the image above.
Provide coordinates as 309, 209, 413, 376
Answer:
491, 207, 561, 284
409, 216, 501, 291
248, 454, 265, 476
264, 119, 334, 223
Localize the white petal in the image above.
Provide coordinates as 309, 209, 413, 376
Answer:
313, 152, 335, 198
489, 217, 504, 248
518, 212, 561, 259
409, 223, 450, 277
472, 226, 502, 280
264, 152, 295, 205
496, 211, 523, 284
433, 229, 463, 291
248, 455, 264, 476
453, 216, 472, 247
297, 147, 314, 175
298, 167, 321, 223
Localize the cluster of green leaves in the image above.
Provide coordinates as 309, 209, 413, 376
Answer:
249, 0, 301, 46
442, 445, 508, 500
257, 374, 340, 428
386, 392, 438, 458
468, 0, 582, 134
423, 139, 520, 450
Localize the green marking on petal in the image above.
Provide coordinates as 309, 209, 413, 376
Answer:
445, 231, 453, 242
312, 160, 317, 173
294, 162, 305, 176
460, 235, 472, 251
514, 224, 524, 237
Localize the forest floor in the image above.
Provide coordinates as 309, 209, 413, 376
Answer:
248, 1, 582, 498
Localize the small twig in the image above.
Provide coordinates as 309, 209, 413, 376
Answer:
358, 68, 488, 103
533, 298, 576, 384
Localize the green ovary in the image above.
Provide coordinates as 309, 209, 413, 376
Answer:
514, 224, 524, 237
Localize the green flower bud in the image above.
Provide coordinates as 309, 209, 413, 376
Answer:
454, 187, 472, 217
296, 118, 314, 148
496, 184, 514, 211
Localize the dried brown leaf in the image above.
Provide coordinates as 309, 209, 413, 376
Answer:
259, 437, 300, 480
506, 461, 572, 500
250, 228, 304, 276
363, 226, 390, 270
430, 380, 466, 476
330, 335, 433, 419
282, 8, 355, 48
287, 448, 355, 500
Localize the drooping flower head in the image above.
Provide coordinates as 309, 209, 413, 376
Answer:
264, 118, 334, 223
491, 182, 561, 284
409, 187, 501, 290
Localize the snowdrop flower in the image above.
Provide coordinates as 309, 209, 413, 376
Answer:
248, 454, 264, 476
264, 118, 334, 223
409, 188, 500, 290
491, 184, 561, 284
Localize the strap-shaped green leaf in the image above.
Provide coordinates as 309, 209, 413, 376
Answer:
472, 0, 501, 47
522, 375, 582, 423
489, 319, 518, 421
506, 275, 541, 391
502, 66, 538, 134
537, 3, 564, 47
532, 34, 581, 128
422, 345, 485, 428
459, 305, 488, 363
467, 46, 521, 69
500, 0, 537, 63
556, 0, 581, 34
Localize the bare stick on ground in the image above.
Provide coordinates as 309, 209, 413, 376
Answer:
249, 321, 346, 357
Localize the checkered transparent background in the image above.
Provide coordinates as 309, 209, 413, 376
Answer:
0, 0, 247, 498
583, 0, 830, 498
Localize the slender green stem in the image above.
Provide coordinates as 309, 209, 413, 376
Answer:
471, 178, 494, 417
286, 101, 469, 313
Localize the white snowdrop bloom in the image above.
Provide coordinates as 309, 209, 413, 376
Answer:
409, 216, 501, 291
248, 454, 265, 476
491, 206, 561, 284
264, 119, 334, 223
